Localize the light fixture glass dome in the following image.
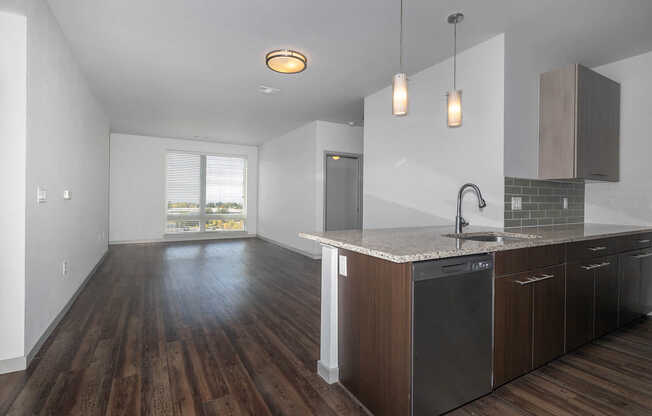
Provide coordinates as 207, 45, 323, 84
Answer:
266, 49, 307, 74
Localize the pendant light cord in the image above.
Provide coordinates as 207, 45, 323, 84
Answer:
453, 20, 457, 90
399, 0, 404, 72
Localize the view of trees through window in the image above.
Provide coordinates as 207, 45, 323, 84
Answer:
166, 152, 246, 233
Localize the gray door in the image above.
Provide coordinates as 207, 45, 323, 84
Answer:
325, 154, 361, 231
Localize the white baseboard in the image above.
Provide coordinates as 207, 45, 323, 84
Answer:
256, 234, 321, 259
0, 356, 26, 375
24, 249, 109, 369
110, 232, 256, 245
317, 360, 339, 384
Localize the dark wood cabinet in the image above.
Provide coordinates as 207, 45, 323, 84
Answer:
532, 265, 565, 368
619, 250, 652, 325
566, 255, 620, 350
595, 256, 619, 337
539, 64, 620, 181
493, 263, 565, 387
566, 262, 596, 351
337, 249, 412, 416
494, 273, 533, 387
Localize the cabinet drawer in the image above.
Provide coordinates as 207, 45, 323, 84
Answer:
495, 245, 565, 276
619, 233, 652, 253
567, 238, 618, 261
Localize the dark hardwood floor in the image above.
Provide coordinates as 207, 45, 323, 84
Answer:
452, 318, 652, 416
0, 239, 365, 416
1, 238, 652, 415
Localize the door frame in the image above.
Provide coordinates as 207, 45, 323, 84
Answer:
323, 151, 363, 231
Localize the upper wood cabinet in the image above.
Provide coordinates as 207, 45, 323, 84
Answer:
539, 64, 620, 181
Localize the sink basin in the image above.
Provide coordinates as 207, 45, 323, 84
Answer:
443, 232, 539, 243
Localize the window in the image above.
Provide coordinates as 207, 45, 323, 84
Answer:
166, 152, 246, 233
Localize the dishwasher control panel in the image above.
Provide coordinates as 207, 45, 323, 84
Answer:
472, 261, 492, 271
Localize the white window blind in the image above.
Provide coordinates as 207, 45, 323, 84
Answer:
166, 152, 201, 215
166, 151, 246, 233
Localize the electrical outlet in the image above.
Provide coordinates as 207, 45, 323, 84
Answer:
61, 260, 70, 277
562, 197, 569, 209
511, 196, 522, 211
338, 255, 348, 277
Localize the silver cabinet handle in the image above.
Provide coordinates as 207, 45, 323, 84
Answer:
534, 273, 555, 282
515, 273, 555, 285
633, 252, 652, 259
581, 261, 611, 270
638, 239, 651, 244
588, 246, 607, 252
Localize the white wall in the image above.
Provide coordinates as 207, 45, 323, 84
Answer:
0, 10, 27, 365
585, 50, 652, 225
258, 122, 319, 256
24, 0, 110, 354
503, 34, 575, 178
363, 35, 505, 229
110, 133, 258, 243
258, 121, 363, 257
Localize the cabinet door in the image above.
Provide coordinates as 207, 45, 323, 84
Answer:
494, 273, 532, 387
566, 262, 595, 351
620, 252, 643, 326
576, 64, 620, 181
595, 256, 619, 337
532, 265, 565, 368
640, 251, 652, 314
337, 250, 412, 416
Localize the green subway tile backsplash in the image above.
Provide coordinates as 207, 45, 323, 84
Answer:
504, 177, 585, 228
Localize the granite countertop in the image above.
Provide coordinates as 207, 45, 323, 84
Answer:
299, 224, 652, 263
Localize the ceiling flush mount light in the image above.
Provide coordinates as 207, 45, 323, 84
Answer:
392, 0, 408, 116
265, 49, 307, 74
447, 12, 464, 127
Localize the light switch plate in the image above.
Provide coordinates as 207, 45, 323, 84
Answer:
562, 197, 568, 209
63, 190, 72, 200
37, 186, 47, 203
511, 196, 522, 211
338, 255, 347, 277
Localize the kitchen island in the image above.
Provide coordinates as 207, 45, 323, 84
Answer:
300, 223, 652, 416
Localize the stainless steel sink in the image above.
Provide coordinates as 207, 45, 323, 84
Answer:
443, 232, 539, 243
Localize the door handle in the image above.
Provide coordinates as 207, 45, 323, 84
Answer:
581, 261, 611, 270
633, 252, 652, 259
588, 246, 607, 252
514, 273, 555, 285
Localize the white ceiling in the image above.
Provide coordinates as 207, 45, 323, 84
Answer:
47, 0, 652, 145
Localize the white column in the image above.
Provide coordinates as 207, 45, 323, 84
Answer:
317, 244, 339, 383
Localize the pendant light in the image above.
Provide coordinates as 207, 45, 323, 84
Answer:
392, 0, 407, 116
447, 12, 464, 127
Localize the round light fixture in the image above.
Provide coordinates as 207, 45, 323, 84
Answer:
266, 49, 307, 74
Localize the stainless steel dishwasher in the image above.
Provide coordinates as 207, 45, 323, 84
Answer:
412, 254, 493, 416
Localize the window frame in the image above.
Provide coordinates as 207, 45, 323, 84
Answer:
165, 150, 248, 234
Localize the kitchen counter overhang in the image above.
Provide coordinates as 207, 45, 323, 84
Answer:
300, 223, 652, 263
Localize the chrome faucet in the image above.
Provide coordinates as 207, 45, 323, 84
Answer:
455, 183, 487, 234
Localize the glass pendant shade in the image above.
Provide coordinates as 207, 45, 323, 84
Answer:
447, 89, 462, 127
393, 73, 408, 116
